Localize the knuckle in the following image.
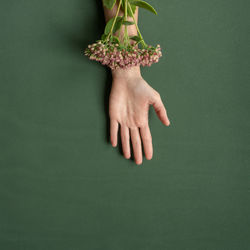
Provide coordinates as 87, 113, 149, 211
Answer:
134, 140, 140, 146
129, 125, 137, 130
135, 121, 142, 127
154, 91, 161, 99
119, 121, 126, 127
134, 119, 144, 127
144, 135, 152, 143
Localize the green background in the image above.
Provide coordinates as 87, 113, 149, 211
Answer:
0, 0, 249, 249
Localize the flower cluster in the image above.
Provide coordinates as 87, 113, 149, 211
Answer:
84, 40, 162, 70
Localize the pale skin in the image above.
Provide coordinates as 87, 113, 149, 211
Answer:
103, 2, 170, 165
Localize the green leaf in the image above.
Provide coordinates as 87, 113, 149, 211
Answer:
122, 0, 136, 17
113, 16, 123, 33
104, 16, 123, 36
101, 34, 108, 40
130, 36, 141, 42
103, 0, 116, 9
121, 0, 125, 9
104, 17, 115, 35
123, 20, 134, 25
112, 36, 120, 44
128, 3, 136, 16
129, 0, 157, 15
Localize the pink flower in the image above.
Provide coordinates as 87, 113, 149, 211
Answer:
84, 40, 162, 70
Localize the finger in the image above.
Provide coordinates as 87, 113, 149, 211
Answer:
152, 95, 170, 126
110, 119, 118, 147
140, 125, 153, 160
121, 126, 131, 159
130, 128, 143, 165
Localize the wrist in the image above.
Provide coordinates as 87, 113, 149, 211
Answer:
112, 65, 141, 79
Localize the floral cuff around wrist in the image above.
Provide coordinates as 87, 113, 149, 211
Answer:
84, 0, 163, 70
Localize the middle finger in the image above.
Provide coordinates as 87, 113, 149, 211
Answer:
130, 127, 143, 165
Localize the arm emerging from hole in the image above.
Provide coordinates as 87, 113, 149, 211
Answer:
103, 1, 170, 165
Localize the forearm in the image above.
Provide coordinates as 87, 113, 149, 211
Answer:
103, 1, 138, 41
102, 1, 141, 78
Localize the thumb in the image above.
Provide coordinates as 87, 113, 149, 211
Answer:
151, 92, 170, 126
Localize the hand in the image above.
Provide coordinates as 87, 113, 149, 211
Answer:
109, 66, 170, 165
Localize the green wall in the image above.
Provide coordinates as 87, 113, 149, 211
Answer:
0, 0, 249, 249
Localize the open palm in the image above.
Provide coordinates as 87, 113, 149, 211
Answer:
109, 74, 170, 165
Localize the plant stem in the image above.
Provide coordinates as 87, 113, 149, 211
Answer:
107, 0, 122, 40
128, 2, 147, 47
124, 0, 129, 46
